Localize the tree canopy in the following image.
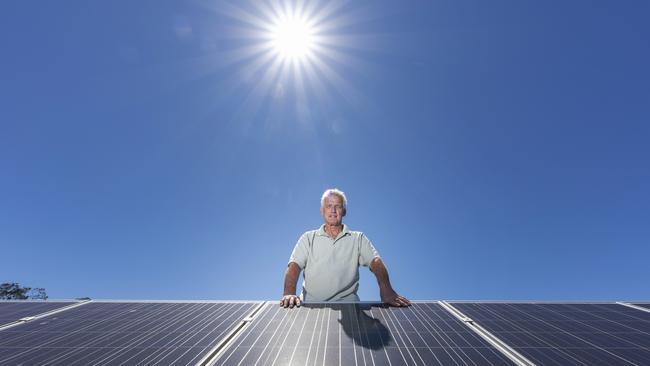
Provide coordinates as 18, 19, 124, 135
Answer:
0, 282, 48, 300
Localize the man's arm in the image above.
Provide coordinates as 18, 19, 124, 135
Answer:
280, 262, 302, 308
370, 257, 411, 307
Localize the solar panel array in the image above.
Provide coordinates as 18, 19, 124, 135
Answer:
1, 300, 650, 365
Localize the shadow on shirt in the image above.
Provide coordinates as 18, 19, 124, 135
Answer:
301, 303, 391, 350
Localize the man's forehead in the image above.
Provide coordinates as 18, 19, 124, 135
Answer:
324, 195, 343, 204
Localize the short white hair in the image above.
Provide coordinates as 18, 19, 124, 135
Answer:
321, 188, 347, 208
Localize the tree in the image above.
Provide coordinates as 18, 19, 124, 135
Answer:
28, 287, 48, 300
0, 282, 48, 300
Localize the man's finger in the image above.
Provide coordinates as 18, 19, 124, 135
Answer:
397, 296, 411, 306
289, 296, 295, 308
296, 298, 301, 307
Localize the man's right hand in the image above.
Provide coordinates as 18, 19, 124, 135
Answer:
280, 295, 301, 308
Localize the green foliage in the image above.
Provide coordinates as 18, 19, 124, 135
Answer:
0, 282, 48, 300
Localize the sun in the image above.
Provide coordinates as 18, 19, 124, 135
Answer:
207, 0, 369, 124
270, 15, 315, 61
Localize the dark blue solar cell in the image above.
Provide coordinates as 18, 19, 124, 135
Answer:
452, 302, 650, 366
0, 301, 77, 325
0, 301, 259, 366
213, 302, 514, 365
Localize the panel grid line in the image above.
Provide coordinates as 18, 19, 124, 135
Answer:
424, 303, 473, 365
353, 305, 366, 366
92, 303, 223, 365
0, 303, 156, 364
389, 306, 425, 365
495, 303, 636, 364
251, 305, 291, 366
376, 306, 409, 365
440, 302, 537, 366
358, 306, 376, 366
269, 304, 301, 366
304, 308, 321, 366
322, 307, 331, 366
165, 303, 253, 365
141, 303, 245, 365
287, 305, 311, 366
451, 302, 650, 366
51, 302, 200, 365
411, 303, 461, 365
313, 306, 326, 366
208, 303, 276, 366
404, 305, 444, 365
209, 303, 520, 366
0, 302, 259, 366
367, 307, 392, 366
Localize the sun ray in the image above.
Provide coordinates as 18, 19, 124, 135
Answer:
308, 50, 366, 108
309, 0, 350, 28
234, 55, 285, 130
215, 2, 273, 32
217, 42, 273, 68
301, 56, 336, 111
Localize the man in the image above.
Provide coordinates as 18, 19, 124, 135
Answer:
280, 188, 411, 308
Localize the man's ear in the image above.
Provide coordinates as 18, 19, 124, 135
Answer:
342, 207, 347, 217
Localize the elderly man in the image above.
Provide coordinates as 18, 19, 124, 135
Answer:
281, 188, 411, 308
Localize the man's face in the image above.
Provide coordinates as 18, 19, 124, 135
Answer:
320, 194, 346, 226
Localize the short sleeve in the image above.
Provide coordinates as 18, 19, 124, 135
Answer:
358, 233, 380, 267
289, 233, 309, 269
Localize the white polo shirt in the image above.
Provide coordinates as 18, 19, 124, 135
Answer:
288, 224, 380, 302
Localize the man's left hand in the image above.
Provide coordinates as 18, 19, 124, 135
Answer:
381, 288, 411, 307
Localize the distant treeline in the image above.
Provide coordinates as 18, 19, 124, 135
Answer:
0, 282, 48, 300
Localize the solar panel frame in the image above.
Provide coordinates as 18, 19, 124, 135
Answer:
449, 301, 650, 366
631, 303, 650, 311
0, 300, 261, 366
211, 301, 516, 366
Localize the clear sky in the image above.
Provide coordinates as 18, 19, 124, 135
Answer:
2, 0, 649, 302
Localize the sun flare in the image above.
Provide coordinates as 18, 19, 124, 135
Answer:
271, 16, 315, 61
210, 0, 367, 124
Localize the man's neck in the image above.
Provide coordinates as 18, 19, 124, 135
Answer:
324, 223, 343, 239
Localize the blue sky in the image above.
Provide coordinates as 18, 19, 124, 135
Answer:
2, 0, 649, 301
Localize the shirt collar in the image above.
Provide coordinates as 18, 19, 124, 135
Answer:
317, 224, 349, 238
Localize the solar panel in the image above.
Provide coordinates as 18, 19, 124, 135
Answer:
0, 301, 78, 326
450, 302, 650, 366
211, 302, 515, 366
0, 301, 260, 366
